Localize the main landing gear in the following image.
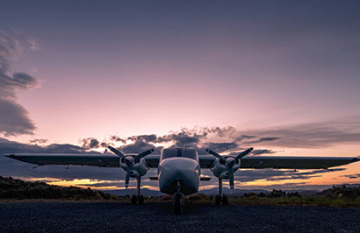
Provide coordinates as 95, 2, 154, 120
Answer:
131, 194, 144, 205
131, 177, 145, 205
215, 178, 228, 205
173, 181, 184, 215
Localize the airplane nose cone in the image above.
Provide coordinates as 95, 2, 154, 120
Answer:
158, 158, 200, 195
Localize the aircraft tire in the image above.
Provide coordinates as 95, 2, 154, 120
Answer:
174, 194, 183, 215
215, 195, 221, 205
131, 195, 137, 205
222, 195, 228, 205
138, 195, 144, 205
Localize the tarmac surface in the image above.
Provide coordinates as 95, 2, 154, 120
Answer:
1, 201, 360, 233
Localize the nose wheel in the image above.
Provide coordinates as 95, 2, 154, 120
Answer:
173, 181, 184, 215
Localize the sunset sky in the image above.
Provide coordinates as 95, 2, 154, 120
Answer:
1, 0, 360, 191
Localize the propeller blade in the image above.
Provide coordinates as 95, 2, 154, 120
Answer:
206, 149, 226, 163
125, 173, 130, 188
108, 146, 126, 159
235, 147, 253, 160
229, 172, 234, 189
134, 148, 155, 163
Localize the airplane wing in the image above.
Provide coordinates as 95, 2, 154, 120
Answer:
199, 155, 360, 169
4, 153, 161, 168
6, 153, 358, 169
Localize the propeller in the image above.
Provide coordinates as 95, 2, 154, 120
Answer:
108, 146, 126, 158
206, 147, 253, 189
205, 149, 226, 163
108, 146, 154, 188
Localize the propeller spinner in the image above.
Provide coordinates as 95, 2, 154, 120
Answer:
206, 147, 253, 189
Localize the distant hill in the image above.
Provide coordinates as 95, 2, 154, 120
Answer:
0, 176, 118, 200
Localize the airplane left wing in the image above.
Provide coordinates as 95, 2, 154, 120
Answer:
199, 155, 360, 169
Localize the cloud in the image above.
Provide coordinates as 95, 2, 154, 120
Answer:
80, 137, 100, 149
0, 32, 40, 136
231, 168, 346, 183
251, 149, 275, 155
341, 174, 360, 179
128, 134, 157, 143
29, 139, 48, 144
240, 117, 360, 148
120, 140, 160, 154
0, 99, 36, 136
245, 137, 280, 144
26, 37, 39, 51
235, 135, 256, 142
202, 142, 238, 153
265, 169, 346, 182
109, 135, 126, 143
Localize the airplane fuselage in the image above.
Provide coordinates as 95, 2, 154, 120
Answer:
158, 157, 200, 195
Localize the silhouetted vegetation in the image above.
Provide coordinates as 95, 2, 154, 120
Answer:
2, 177, 360, 207
233, 186, 360, 207
0, 176, 118, 200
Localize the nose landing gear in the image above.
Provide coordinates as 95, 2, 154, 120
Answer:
173, 181, 184, 215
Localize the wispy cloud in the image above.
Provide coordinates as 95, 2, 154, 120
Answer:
0, 32, 40, 136
26, 37, 39, 51
241, 117, 360, 148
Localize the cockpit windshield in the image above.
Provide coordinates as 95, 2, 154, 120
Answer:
161, 148, 198, 161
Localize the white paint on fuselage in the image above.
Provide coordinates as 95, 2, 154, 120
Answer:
158, 157, 200, 195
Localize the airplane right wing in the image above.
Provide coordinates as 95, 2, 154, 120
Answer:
5, 153, 121, 167
5, 153, 161, 168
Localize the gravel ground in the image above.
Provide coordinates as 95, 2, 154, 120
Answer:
1, 201, 360, 233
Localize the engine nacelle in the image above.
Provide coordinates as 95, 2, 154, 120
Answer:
119, 155, 149, 178
211, 157, 241, 179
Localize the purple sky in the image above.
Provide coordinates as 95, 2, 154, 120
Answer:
1, 1, 360, 190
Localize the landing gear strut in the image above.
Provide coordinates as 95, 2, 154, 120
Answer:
173, 181, 184, 215
131, 177, 144, 205
215, 178, 228, 205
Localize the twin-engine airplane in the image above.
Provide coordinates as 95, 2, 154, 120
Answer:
5, 147, 360, 214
